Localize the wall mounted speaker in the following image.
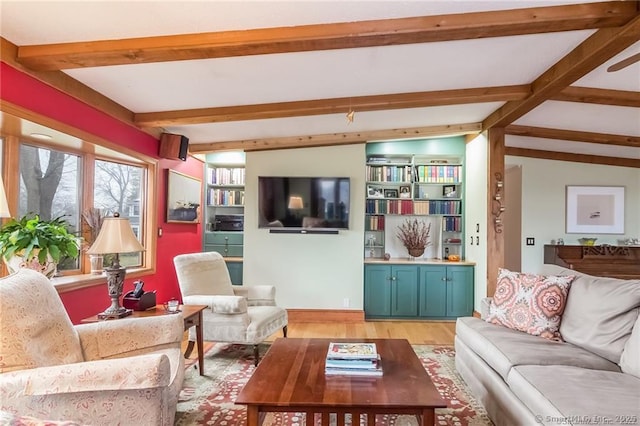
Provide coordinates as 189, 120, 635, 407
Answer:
159, 133, 189, 161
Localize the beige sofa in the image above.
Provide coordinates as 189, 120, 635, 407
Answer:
455, 266, 640, 426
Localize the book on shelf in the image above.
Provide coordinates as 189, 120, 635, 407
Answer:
327, 342, 378, 360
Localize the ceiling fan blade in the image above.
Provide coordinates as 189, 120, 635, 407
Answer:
607, 52, 640, 72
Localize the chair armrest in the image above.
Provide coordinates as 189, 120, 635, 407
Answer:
76, 313, 183, 360
183, 295, 247, 314
0, 353, 170, 397
480, 297, 493, 320
233, 285, 276, 306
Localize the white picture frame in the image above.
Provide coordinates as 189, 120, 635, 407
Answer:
565, 186, 624, 234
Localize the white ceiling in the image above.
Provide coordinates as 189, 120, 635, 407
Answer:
1, 1, 638, 160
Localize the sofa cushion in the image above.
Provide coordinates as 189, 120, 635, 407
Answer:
620, 313, 640, 378
456, 317, 620, 381
486, 268, 574, 341
508, 365, 640, 424
559, 270, 640, 364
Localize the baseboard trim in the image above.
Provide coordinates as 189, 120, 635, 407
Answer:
287, 309, 364, 323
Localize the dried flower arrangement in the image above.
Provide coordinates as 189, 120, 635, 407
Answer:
397, 218, 431, 257
82, 208, 106, 245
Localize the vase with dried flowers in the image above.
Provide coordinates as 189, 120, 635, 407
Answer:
82, 208, 106, 274
397, 218, 431, 259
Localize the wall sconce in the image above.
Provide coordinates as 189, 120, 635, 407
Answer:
492, 172, 505, 233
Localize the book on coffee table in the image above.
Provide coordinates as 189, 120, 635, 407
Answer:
325, 342, 382, 377
326, 342, 378, 360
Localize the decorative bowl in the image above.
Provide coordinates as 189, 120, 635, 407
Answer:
578, 238, 597, 246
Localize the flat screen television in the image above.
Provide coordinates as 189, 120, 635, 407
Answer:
258, 176, 350, 230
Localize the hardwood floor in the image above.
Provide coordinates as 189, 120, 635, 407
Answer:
182, 320, 457, 362
269, 320, 457, 345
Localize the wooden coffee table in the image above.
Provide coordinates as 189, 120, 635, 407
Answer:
235, 338, 446, 426
81, 304, 207, 375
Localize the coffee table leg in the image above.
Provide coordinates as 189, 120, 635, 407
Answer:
421, 409, 435, 426
246, 406, 259, 426
196, 310, 204, 376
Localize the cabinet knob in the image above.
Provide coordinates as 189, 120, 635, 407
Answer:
441, 277, 447, 281
224, 237, 229, 241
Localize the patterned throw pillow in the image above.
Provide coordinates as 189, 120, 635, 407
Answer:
486, 268, 575, 341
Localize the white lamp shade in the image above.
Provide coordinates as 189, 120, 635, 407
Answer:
0, 175, 11, 218
87, 216, 144, 255
288, 196, 303, 210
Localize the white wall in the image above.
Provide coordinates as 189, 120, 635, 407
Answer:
244, 144, 365, 309
506, 156, 640, 274
464, 134, 489, 310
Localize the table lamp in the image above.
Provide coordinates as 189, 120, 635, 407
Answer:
87, 213, 145, 319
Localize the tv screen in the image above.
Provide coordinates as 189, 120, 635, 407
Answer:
258, 177, 350, 229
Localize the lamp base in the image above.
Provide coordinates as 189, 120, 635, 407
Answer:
98, 308, 133, 320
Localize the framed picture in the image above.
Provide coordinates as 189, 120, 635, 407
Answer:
566, 186, 625, 234
399, 185, 411, 198
167, 169, 202, 223
367, 185, 384, 198
384, 189, 399, 198
443, 185, 457, 198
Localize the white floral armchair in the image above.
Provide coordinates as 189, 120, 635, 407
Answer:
0, 268, 185, 426
173, 251, 288, 366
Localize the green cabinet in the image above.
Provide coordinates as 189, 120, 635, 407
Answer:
418, 265, 473, 318
204, 231, 243, 257
364, 263, 473, 319
364, 264, 418, 319
226, 260, 243, 286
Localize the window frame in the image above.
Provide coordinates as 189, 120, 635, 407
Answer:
1, 103, 158, 293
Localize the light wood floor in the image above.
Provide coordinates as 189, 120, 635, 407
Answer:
184, 320, 456, 347
269, 320, 456, 345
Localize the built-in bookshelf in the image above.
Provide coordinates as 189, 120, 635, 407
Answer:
364, 138, 466, 260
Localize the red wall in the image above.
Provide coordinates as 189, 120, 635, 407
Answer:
1, 62, 204, 323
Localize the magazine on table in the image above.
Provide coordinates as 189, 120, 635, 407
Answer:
326, 342, 378, 360
325, 354, 381, 369
325, 364, 383, 377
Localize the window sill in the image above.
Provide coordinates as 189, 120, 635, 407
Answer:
52, 267, 153, 293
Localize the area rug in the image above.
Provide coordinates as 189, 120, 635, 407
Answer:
175, 343, 493, 426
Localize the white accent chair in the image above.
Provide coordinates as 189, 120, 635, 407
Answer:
173, 251, 288, 366
0, 268, 185, 425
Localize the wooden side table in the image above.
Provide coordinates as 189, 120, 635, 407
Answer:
81, 304, 207, 376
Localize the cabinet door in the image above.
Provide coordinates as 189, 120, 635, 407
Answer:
227, 261, 243, 286
446, 266, 474, 317
418, 266, 447, 317
391, 266, 418, 317
364, 265, 392, 317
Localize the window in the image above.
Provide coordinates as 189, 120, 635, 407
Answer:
19, 144, 81, 272
2, 109, 155, 284
94, 159, 144, 267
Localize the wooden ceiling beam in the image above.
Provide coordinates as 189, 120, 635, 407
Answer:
188, 123, 482, 153
135, 85, 529, 127
16, 2, 637, 71
483, 15, 640, 130
505, 146, 640, 168
552, 86, 640, 108
506, 125, 640, 148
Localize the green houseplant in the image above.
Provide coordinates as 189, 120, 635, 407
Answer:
0, 213, 80, 278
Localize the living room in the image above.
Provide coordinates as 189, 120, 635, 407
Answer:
0, 1, 639, 425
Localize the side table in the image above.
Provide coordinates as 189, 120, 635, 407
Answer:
81, 304, 207, 376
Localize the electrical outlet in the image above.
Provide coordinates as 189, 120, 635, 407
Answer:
526, 237, 535, 246
343, 298, 350, 308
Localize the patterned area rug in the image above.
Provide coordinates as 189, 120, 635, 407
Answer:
175, 343, 493, 426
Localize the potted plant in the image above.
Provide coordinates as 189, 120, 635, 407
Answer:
397, 218, 431, 258
0, 213, 80, 278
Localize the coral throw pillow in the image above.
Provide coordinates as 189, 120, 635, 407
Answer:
486, 268, 575, 341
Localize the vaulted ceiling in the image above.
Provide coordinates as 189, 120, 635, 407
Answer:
1, 1, 639, 167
